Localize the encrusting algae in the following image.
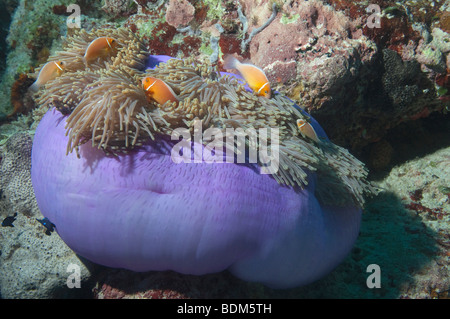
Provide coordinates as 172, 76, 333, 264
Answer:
32, 27, 376, 208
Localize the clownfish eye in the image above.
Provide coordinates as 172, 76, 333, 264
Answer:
60, 61, 64, 66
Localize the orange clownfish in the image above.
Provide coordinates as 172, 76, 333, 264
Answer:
223, 55, 271, 98
83, 37, 118, 64
142, 77, 179, 105
29, 61, 65, 92
297, 119, 320, 143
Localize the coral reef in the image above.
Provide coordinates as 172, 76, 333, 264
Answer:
247, 0, 377, 99
9, 73, 35, 118
0, 0, 448, 298
368, 139, 393, 171
102, 0, 137, 18
93, 269, 252, 299
373, 147, 450, 298
415, 27, 450, 73
321, 0, 450, 151
0, 133, 37, 216
0, 0, 70, 116
0, 0, 108, 119
0, 132, 94, 298
209, 0, 449, 153
2, 0, 449, 153
165, 0, 195, 28
0, 213, 94, 298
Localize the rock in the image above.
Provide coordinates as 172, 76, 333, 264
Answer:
0, 0, 448, 299
415, 28, 450, 73
165, 0, 195, 28
248, 0, 377, 105
381, 49, 422, 112
0, 217, 94, 298
234, 0, 448, 151
93, 269, 261, 299
368, 139, 393, 171
0, 132, 36, 216
102, 0, 137, 18
374, 146, 450, 298
0, 132, 94, 298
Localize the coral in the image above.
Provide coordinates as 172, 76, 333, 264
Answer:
0, 132, 37, 216
0, 210, 95, 298
102, 0, 137, 18
368, 139, 393, 171
0, 0, 102, 119
415, 28, 450, 73
165, 0, 195, 28
9, 73, 35, 118
237, 2, 278, 52
219, 34, 248, 58
441, 11, 450, 33
312, 46, 441, 150
373, 146, 450, 298
202, 0, 226, 21
125, 7, 202, 57
0, 133, 94, 299
0, 0, 446, 297
416, 43, 445, 72
245, 0, 377, 103
429, 28, 450, 55
93, 269, 250, 299
208, 0, 446, 152
381, 49, 422, 111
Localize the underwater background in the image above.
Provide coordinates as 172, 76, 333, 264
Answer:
0, 0, 449, 299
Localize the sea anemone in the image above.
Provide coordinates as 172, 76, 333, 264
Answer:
31, 28, 375, 288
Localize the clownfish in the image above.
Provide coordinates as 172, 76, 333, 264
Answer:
297, 119, 320, 143
223, 55, 271, 98
29, 61, 65, 92
83, 37, 118, 64
142, 77, 179, 105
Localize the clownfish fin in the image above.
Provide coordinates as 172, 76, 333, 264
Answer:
223, 54, 271, 98
223, 54, 239, 70
297, 119, 320, 143
29, 82, 39, 92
